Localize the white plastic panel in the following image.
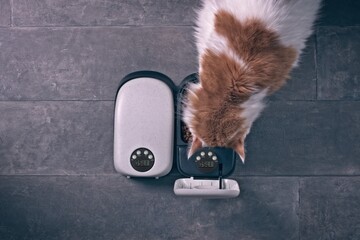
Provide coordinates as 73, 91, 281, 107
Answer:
114, 77, 174, 177
174, 178, 240, 198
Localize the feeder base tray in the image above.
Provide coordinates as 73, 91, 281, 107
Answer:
174, 177, 240, 198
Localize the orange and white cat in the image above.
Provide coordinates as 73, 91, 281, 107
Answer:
183, 0, 321, 162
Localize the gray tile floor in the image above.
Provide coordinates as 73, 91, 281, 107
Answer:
0, 0, 359, 239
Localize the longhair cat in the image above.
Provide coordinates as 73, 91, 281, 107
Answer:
183, 0, 321, 162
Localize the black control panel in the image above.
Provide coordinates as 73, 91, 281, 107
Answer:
177, 147, 236, 178
130, 148, 155, 172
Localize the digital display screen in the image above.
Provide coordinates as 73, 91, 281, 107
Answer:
133, 159, 151, 167
196, 159, 218, 173
197, 161, 215, 168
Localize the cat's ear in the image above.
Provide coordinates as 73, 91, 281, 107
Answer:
188, 136, 203, 158
235, 141, 245, 164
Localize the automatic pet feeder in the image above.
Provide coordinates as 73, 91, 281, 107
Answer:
114, 71, 240, 198
114, 71, 175, 178
174, 74, 240, 198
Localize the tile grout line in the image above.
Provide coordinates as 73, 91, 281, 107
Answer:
230, 175, 360, 178
0, 174, 359, 177
7, 24, 359, 30
314, 29, 318, 100
10, 24, 195, 29
0, 100, 116, 102
298, 177, 301, 240
10, 0, 14, 27
9, 24, 359, 29
0, 99, 359, 103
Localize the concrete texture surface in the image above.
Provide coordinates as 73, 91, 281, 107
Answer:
0, 0, 359, 239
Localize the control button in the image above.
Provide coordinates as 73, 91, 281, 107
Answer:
148, 155, 153, 159
136, 150, 141, 155
200, 152, 205, 157
208, 152, 213, 156
196, 156, 201, 161
132, 155, 137, 159
144, 150, 149, 155
212, 156, 217, 161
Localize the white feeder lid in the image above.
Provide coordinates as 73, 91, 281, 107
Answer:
174, 177, 240, 198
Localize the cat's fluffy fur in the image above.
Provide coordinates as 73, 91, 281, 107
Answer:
183, 0, 321, 161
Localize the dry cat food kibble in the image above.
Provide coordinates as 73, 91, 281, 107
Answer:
182, 123, 192, 143
180, 86, 193, 143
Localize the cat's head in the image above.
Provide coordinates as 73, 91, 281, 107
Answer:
183, 80, 260, 163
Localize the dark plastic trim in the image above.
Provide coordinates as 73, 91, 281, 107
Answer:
176, 73, 199, 146
175, 73, 240, 178
115, 70, 177, 102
